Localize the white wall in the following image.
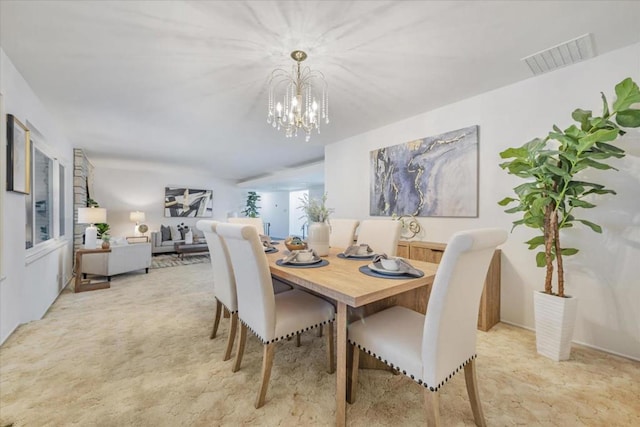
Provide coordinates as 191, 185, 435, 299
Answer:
1, 49, 74, 344
91, 160, 244, 238
258, 191, 289, 238
325, 43, 640, 360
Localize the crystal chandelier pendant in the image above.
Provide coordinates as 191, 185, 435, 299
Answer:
266, 50, 329, 142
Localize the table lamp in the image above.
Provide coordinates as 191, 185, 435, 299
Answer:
130, 211, 146, 236
78, 207, 107, 249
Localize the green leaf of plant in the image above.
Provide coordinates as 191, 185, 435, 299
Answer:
498, 197, 516, 206
616, 109, 640, 128
578, 158, 616, 170
613, 78, 640, 112
543, 163, 571, 180
595, 141, 625, 154
576, 219, 602, 233
499, 146, 529, 159
561, 248, 579, 256
569, 199, 596, 209
525, 236, 545, 250
577, 128, 620, 152
572, 108, 592, 131
601, 92, 610, 117
536, 251, 547, 268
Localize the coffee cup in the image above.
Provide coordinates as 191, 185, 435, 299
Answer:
380, 258, 399, 271
296, 251, 314, 262
357, 244, 370, 255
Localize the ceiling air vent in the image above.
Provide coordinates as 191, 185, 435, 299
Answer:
522, 33, 596, 75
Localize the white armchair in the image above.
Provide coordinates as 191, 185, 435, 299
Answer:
81, 242, 151, 281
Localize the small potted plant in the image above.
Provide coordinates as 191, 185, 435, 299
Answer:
299, 193, 334, 256
101, 234, 111, 249
498, 77, 640, 360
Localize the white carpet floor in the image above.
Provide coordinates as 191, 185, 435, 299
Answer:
1, 262, 638, 426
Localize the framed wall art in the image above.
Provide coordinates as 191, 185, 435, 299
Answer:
370, 125, 479, 217
6, 114, 31, 194
164, 187, 213, 217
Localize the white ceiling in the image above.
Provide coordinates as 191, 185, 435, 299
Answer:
1, 1, 639, 190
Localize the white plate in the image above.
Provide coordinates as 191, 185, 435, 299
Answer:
343, 252, 376, 258
367, 262, 406, 276
287, 257, 322, 266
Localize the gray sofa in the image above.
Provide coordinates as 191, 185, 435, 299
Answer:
151, 230, 204, 254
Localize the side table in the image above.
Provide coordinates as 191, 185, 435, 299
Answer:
74, 248, 112, 293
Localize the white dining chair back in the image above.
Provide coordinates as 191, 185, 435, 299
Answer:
196, 220, 239, 361
228, 217, 265, 236
356, 219, 401, 256
348, 228, 507, 426
216, 222, 336, 408
216, 223, 276, 341
329, 218, 359, 249
422, 228, 507, 388
197, 220, 237, 312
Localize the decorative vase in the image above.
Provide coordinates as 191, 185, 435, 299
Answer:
533, 290, 578, 361
306, 221, 330, 256
101, 241, 110, 249
185, 230, 193, 245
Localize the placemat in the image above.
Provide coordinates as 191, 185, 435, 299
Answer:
276, 259, 329, 269
358, 265, 424, 280
337, 253, 374, 261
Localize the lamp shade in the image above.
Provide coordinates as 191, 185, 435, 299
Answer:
129, 211, 146, 223
77, 207, 106, 224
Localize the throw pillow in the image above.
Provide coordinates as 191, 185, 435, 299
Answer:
170, 225, 181, 241
160, 225, 171, 241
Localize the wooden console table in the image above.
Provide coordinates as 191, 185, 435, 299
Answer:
74, 248, 112, 293
397, 240, 501, 331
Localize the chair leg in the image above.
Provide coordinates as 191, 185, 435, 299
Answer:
464, 359, 487, 427
232, 323, 247, 373
347, 344, 359, 404
296, 333, 301, 347
317, 324, 323, 337
210, 299, 222, 339
424, 389, 441, 426
223, 312, 238, 361
326, 323, 335, 374
255, 343, 275, 408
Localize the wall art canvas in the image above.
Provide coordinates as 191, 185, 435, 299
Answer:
370, 125, 478, 217
164, 187, 213, 217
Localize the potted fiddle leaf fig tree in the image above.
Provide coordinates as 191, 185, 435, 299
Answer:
498, 77, 640, 361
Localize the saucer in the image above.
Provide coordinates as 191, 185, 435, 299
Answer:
367, 262, 406, 276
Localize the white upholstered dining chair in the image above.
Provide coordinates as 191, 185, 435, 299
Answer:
329, 218, 360, 249
216, 222, 336, 408
196, 220, 238, 361
348, 228, 507, 426
356, 219, 402, 256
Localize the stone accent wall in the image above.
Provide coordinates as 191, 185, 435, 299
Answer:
73, 149, 94, 251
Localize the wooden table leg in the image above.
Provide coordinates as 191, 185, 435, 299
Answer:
336, 302, 347, 427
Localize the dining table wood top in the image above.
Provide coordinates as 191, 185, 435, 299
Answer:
266, 246, 438, 308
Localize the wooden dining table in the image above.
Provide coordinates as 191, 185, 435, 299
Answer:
266, 247, 438, 427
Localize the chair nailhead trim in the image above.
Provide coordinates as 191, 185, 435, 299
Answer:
240, 318, 335, 344
348, 339, 477, 392
221, 303, 238, 315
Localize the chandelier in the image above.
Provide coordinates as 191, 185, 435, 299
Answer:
267, 50, 329, 142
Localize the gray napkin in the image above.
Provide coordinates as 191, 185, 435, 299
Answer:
343, 244, 373, 257
282, 249, 318, 264
372, 254, 423, 277
260, 235, 275, 249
